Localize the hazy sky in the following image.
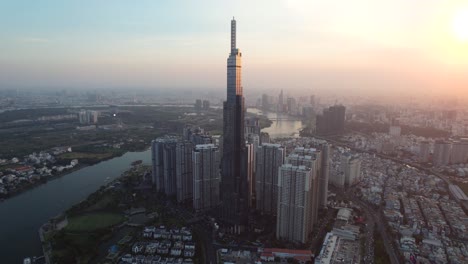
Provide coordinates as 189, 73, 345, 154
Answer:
0, 0, 467, 98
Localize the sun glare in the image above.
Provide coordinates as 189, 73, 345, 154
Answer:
452, 7, 468, 42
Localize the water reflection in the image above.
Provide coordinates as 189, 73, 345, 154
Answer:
247, 108, 304, 138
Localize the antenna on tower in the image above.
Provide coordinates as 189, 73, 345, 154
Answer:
231, 17, 236, 53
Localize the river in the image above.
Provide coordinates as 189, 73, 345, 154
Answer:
247, 108, 304, 138
0, 150, 151, 264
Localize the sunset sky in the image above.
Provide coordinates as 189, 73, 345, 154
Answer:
0, 0, 467, 98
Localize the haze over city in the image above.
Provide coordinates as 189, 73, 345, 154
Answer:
1, 0, 467, 99
1, 1, 468, 264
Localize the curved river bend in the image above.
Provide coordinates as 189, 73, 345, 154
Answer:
0, 150, 151, 263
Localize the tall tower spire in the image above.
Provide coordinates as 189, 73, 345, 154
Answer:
221, 17, 248, 232
231, 17, 236, 53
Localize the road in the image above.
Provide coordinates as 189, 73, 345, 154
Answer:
350, 196, 400, 264
336, 187, 400, 264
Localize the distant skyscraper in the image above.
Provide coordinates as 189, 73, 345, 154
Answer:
316, 105, 346, 135
276, 164, 315, 243
175, 141, 193, 203
151, 137, 178, 194
278, 90, 284, 112
193, 144, 220, 212
220, 18, 249, 231
255, 143, 285, 215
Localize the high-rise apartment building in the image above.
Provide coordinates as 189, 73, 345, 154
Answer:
276, 164, 315, 243
175, 141, 193, 203
341, 154, 361, 187
255, 143, 285, 215
286, 153, 320, 224
193, 144, 221, 212
151, 137, 178, 194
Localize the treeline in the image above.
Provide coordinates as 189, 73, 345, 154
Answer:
346, 121, 450, 138
0, 108, 71, 123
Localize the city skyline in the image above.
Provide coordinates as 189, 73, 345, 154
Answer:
1, 1, 467, 99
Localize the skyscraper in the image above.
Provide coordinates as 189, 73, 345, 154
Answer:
220, 18, 249, 231
151, 137, 178, 194
193, 144, 221, 212
276, 164, 315, 243
255, 143, 285, 215
316, 105, 346, 135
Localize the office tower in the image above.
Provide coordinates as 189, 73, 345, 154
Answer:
450, 140, 468, 164
341, 154, 361, 187
256, 143, 285, 214
193, 144, 220, 212
220, 18, 249, 230
316, 105, 346, 135
287, 153, 320, 224
419, 141, 430, 163
175, 141, 193, 203
276, 164, 314, 243
151, 137, 178, 194
433, 140, 451, 166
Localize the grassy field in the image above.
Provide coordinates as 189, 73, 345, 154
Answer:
65, 213, 125, 232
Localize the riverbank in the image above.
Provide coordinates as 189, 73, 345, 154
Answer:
41, 164, 152, 263
0, 146, 151, 203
